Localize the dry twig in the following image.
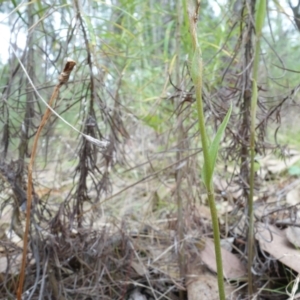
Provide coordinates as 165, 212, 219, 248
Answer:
17, 59, 76, 300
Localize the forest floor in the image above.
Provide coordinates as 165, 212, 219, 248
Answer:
1, 116, 300, 300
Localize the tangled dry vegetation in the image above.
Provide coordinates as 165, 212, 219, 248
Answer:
1, 104, 300, 300
0, 55, 300, 299
2, 1, 300, 299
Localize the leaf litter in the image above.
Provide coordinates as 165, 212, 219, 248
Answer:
1, 136, 300, 299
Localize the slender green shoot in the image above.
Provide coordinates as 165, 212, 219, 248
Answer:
186, 2, 232, 300
248, 0, 266, 296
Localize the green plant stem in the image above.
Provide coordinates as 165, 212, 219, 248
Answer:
248, 0, 266, 296
208, 191, 225, 299
194, 73, 226, 300
186, 1, 226, 299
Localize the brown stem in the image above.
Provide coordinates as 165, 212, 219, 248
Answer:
17, 59, 76, 300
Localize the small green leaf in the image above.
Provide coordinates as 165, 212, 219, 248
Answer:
142, 114, 163, 133
289, 166, 300, 176
254, 160, 261, 172
202, 104, 232, 187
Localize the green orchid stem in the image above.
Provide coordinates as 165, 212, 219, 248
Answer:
248, 0, 266, 296
194, 71, 226, 300
207, 189, 225, 300
187, 2, 227, 299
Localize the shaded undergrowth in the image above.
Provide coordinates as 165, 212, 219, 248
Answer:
0, 1, 300, 299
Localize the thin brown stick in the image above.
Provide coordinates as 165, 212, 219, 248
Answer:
17, 59, 76, 300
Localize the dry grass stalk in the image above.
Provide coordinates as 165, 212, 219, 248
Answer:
17, 59, 76, 300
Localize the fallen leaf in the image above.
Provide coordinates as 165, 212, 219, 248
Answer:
131, 261, 148, 276
261, 154, 300, 174
221, 237, 235, 252
200, 238, 246, 280
186, 267, 220, 300
193, 204, 211, 220
255, 223, 300, 273
286, 226, 300, 248
286, 185, 300, 206
0, 254, 22, 274
214, 177, 242, 200
186, 262, 238, 300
